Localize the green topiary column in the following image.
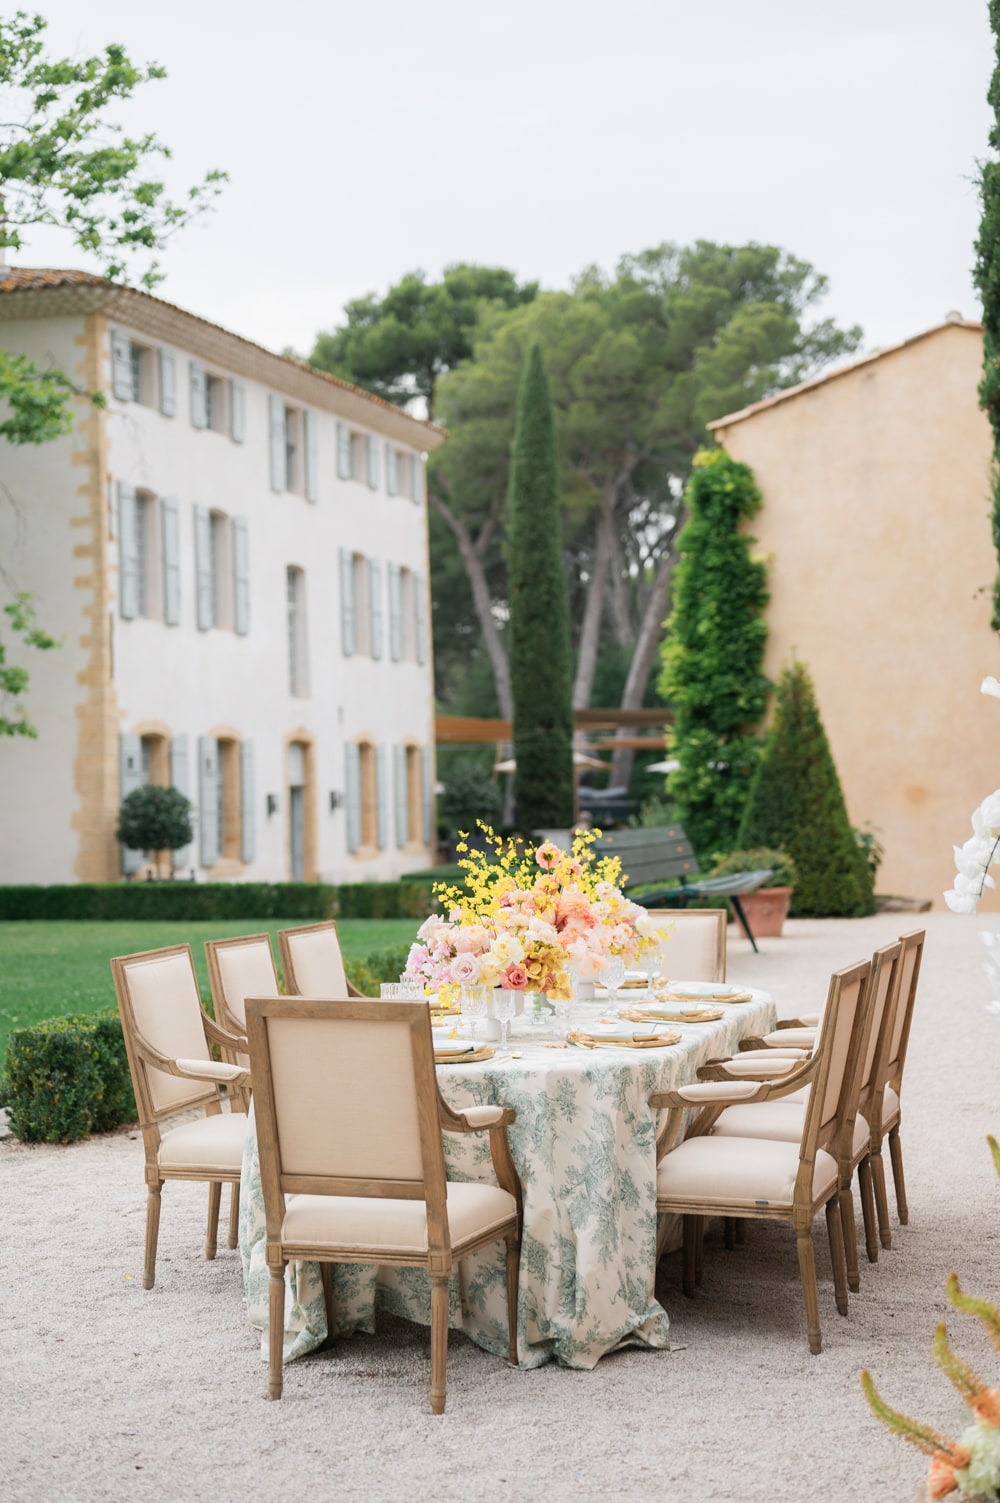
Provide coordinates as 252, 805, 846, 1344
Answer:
738, 660, 874, 916
506, 343, 573, 831
659, 449, 770, 855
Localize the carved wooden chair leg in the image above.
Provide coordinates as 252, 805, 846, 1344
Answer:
724, 1217, 736, 1250
870, 1148, 893, 1249
857, 1156, 879, 1262
430, 1273, 449, 1416
205, 1180, 222, 1260
143, 1182, 162, 1290
694, 1215, 705, 1284
268, 1263, 285, 1400
838, 1181, 860, 1294
734, 1220, 747, 1245
826, 1197, 849, 1316
888, 1125, 909, 1224
227, 1182, 240, 1250
796, 1228, 822, 1354
504, 1235, 520, 1365
682, 1216, 698, 1297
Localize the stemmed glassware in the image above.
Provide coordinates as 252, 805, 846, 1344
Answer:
600, 954, 625, 1010
492, 989, 518, 1053
551, 995, 572, 1039
460, 983, 490, 1040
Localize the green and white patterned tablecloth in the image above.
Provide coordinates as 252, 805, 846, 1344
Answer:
239, 989, 775, 1370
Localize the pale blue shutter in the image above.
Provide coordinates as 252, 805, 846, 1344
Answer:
111, 331, 133, 401
375, 745, 388, 850
340, 548, 355, 656
240, 739, 255, 863
158, 350, 177, 417
232, 516, 250, 635
386, 444, 399, 496
230, 380, 246, 443
369, 559, 383, 661
394, 745, 408, 848
412, 455, 423, 504
118, 483, 140, 620
190, 361, 208, 429
367, 435, 380, 489
170, 734, 193, 870
415, 571, 428, 665
269, 395, 286, 491
194, 505, 213, 630
388, 563, 403, 661
119, 732, 144, 874
421, 746, 434, 846
304, 410, 318, 502
345, 743, 361, 853
198, 735, 220, 867
337, 423, 352, 479
161, 495, 181, 626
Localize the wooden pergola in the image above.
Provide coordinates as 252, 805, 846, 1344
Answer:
435, 709, 672, 746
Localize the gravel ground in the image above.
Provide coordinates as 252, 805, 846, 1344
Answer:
1, 911, 997, 1503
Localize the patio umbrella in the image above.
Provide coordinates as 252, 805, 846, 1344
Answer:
644, 758, 680, 774
492, 751, 610, 774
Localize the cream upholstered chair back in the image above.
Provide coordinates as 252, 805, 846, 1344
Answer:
802, 960, 871, 1152
113, 946, 220, 1119
884, 929, 925, 1087
644, 910, 727, 983
278, 921, 350, 997
246, 998, 448, 1236
205, 934, 280, 1067
856, 942, 901, 1108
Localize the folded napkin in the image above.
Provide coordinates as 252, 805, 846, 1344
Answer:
567, 1029, 682, 1051
434, 1044, 495, 1064
618, 1005, 725, 1025
651, 987, 752, 1005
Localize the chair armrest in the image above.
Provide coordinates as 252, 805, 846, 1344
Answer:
439, 1100, 515, 1133
730, 1047, 811, 1061
739, 1027, 816, 1052
652, 1080, 765, 1108
699, 1056, 801, 1080
175, 1057, 252, 1088
201, 1011, 249, 1053
776, 1015, 820, 1029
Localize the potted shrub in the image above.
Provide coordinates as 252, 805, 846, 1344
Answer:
116, 785, 194, 878
707, 846, 798, 939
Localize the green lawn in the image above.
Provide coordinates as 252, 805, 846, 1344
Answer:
0, 918, 419, 1061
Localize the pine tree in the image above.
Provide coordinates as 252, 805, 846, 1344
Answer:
739, 661, 874, 917
975, 0, 1000, 627
659, 449, 770, 855
507, 344, 573, 830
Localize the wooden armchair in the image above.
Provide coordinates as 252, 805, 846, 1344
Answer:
110, 944, 250, 1289
245, 996, 522, 1413
204, 932, 281, 1093
644, 909, 727, 983
649, 960, 870, 1354
870, 929, 925, 1243
277, 920, 364, 997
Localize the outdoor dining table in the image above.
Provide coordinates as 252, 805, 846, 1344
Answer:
238, 987, 776, 1371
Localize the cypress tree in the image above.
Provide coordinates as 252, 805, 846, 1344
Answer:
975, 0, 1000, 628
738, 660, 874, 917
507, 343, 573, 830
659, 449, 770, 855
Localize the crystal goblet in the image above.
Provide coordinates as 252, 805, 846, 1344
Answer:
492, 988, 519, 1053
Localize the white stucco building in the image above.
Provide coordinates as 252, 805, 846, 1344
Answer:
0, 267, 445, 884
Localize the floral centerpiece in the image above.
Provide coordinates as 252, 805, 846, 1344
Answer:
405, 823, 657, 1002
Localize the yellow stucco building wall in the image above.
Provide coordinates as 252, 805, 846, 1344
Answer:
709, 319, 1000, 908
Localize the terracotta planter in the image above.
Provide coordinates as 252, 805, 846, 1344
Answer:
731, 886, 794, 939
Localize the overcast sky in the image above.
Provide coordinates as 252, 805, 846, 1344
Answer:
16, 0, 995, 363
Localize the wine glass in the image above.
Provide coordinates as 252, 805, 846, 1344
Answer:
601, 954, 626, 1010
492, 988, 518, 1053
460, 983, 489, 1040
551, 995, 572, 1039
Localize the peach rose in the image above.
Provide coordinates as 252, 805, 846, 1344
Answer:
502, 963, 528, 990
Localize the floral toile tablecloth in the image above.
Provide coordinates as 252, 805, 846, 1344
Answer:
239, 990, 776, 1370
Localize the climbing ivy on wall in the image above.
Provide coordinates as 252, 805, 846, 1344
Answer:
975, 0, 1000, 629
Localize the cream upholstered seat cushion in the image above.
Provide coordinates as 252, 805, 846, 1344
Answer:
711, 1102, 871, 1157
656, 1134, 838, 1210
883, 1085, 900, 1126
281, 1182, 517, 1256
762, 1027, 817, 1050
158, 1112, 248, 1173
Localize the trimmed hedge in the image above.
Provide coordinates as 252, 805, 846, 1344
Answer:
346, 944, 415, 997
0, 880, 440, 922
3, 1010, 135, 1143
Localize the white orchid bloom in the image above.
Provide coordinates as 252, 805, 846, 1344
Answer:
981, 676, 1000, 699
944, 888, 980, 914
954, 837, 992, 880
981, 930, 1000, 952
972, 791, 1000, 840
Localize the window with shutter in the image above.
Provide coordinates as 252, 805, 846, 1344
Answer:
339, 548, 355, 656
111, 330, 134, 401
159, 350, 177, 417
269, 394, 287, 491
240, 739, 255, 864
194, 505, 214, 630
198, 735, 221, 867
230, 380, 246, 443
337, 423, 353, 480
415, 571, 429, 665
388, 563, 403, 661
118, 483, 141, 620
303, 410, 318, 502
367, 435, 380, 489
161, 496, 181, 626
170, 734, 193, 870
190, 361, 208, 429
375, 745, 388, 851
345, 742, 361, 853
119, 732, 144, 874
386, 444, 399, 496
412, 455, 424, 504
369, 558, 383, 660
394, 745, 408, 848
232, 517, 250, 635
421, 746, 434, 846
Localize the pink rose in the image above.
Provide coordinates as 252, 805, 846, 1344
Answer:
502, 963, 528, 990
451, 952, 482, 985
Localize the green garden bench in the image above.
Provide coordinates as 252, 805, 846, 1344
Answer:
592, 824, 773, 954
